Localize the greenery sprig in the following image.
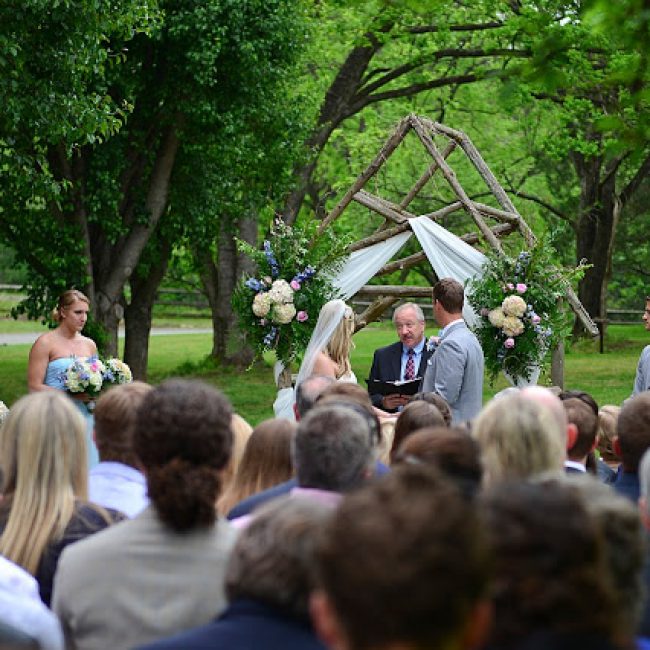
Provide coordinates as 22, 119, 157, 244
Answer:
232, 219, 349, 367
467, 241, 589, 385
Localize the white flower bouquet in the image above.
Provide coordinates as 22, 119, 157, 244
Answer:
62, 357, 105, 397
102, 358, 133, 386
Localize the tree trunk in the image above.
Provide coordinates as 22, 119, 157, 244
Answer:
123, 238, 172, 380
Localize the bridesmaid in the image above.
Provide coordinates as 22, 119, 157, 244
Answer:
27, 289, 99, 467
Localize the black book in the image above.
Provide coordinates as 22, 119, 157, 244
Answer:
365, 378, 422, 396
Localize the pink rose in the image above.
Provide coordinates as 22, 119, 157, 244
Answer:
290, 280, 301, 291
506, 283, 514, 290
531, 314, 541, 325
516, 283, 527, 294
296, 311, 308, 322
504, 337, 515, 349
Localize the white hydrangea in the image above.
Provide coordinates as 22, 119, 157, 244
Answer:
488, 307, 506, 328
502, 294, 527, 318
502, 316, 525, 337
268, 279, 294, 304
252, 292, 272, 317
271, 302, 297, 324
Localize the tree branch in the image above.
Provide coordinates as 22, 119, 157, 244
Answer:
404, 21, 505, 35
511, 190, 572, 224
618, 153, 650, 209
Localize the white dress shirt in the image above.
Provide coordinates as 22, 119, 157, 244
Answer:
88, 461, 149, 518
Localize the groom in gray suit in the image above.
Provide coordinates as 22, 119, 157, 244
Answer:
421, 278, 483, 424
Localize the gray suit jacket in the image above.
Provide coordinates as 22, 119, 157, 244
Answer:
53, 506, 238, 650
421, 320, 484, 424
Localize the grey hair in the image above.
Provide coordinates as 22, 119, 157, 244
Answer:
292, 405, 373, 492
392, 302, 425, 324
225, 497, 332, 618
295, 374, 336, 418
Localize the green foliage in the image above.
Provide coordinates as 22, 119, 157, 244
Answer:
232, 219, 350, 366
467, 240, 588, 385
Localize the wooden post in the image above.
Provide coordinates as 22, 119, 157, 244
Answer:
551, 341, 564, 389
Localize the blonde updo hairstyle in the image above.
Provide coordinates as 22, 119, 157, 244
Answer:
326, 304, 355, 378
52, 289, 90, 323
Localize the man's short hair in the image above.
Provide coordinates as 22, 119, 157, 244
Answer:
392, 302, 425, 324
314, 465, 490, 650
295, 375, 336, 418
292, 405, 373, 492
559, 391, 599, 460
226, 497, 332, 619
432, 278, 464, 313
94, 381, 152, 466
617, 392, 650, 471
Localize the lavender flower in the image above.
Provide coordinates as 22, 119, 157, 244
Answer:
245, 278, 264, 292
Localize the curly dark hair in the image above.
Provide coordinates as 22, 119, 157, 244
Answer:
134, 379, 233, 532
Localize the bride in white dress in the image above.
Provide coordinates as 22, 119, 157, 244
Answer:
295, 299, 357, 387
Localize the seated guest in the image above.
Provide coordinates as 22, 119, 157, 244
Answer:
614, 392, 650, 502
217, 418, 295, 515
635, 449, 650, 641
52, 380, 238, 649
389, 400, 444, 462
310, 465, 491, 650
218, 413, 253, 504
473, 392, 565, 487
410, 391, 452, 426
90, 381, 152, 517
558, 390, 602, 477
392, 426, 483, 499
481, 479, 621, 650
598, 405, 621, 473
139, 498, 330, 650
0, 392, 123, 606
0, 555, 63, 650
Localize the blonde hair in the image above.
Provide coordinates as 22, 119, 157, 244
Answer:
217, 413, 253, 509
217, 418, 295, 515
598, 404, 621, 464
52, 289, 90, 323
473, 393, 565, 487
0, 391, 88, 575
326, 305, 355, 379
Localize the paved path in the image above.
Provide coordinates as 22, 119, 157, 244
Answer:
0, 328, 213, 346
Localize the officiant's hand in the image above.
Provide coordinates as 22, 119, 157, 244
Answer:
382, 393, 410, 410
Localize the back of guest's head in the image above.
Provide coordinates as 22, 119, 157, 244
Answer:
220, 413, 253, 492
410, 392, 452, 426
295, 375, 336, 417
52, 288, 90, 322
617, 392, 650, 472
473, 393, 565, 486
520, 385, 568, 440
542, 474, 644, 640
559, 391, 599, 460
481, 479, 616, 648
432, 277, 464, 313
94, 381, 152, 467
393, 426, 483, 498
134, 379, 233, 532
293, 405, 373, 492
217, 418, 295, 515
226, 497, 332, 619
390, 401, 444, 461
312, 465, 490, 650
598, 405, 621, 464
0, 391, 87, 574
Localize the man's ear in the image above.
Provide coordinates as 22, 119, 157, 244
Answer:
293, 403, 301, 421
460, 599, 493, 650
310, 590, 348, 650
566, 423, 579, 451
639, 496, 650, 531
613, 436, 622, 458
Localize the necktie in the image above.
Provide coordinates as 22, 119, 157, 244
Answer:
405, 348, 415, 380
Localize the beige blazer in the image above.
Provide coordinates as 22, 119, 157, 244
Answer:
52, 506, 238, 650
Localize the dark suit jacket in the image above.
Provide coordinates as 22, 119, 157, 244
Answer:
138, 598, 326, 650
367, 341, 431, 411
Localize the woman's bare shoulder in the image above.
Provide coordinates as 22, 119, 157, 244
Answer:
312, 351, 338, 378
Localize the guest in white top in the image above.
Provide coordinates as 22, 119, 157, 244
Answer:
89, 381, 152, 518
0, 555, 63, 650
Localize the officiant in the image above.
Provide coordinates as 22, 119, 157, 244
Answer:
367, 303, 432, 413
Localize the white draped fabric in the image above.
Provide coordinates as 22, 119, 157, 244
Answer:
273, 216, 492, 418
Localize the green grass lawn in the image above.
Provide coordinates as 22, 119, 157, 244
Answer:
1, 319, 647, 425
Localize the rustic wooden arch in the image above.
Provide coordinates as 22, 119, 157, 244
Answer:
318, 114, 597, 384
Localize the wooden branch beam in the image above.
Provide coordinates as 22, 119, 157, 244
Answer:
474, 202, 520, 223
318, 116, 412, 235
348, 222, 412, 252
353, 189, 417, 223
400, 140, 457, 208
356, 285, 433, 297
355, 296, 400, 331
410, 116, 504, 253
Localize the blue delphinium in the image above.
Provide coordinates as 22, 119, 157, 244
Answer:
264, 241, 280, 278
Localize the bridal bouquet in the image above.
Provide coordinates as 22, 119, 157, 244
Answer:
233, 218, 349, 366
62, 357, 106, 397
467, 241, 587, 385
102, 358, 133, 386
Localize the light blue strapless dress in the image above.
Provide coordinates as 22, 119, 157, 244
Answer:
45, 357, 99, 469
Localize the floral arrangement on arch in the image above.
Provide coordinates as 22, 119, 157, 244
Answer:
232, 218, 350, 367
467, 242, 588, 385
